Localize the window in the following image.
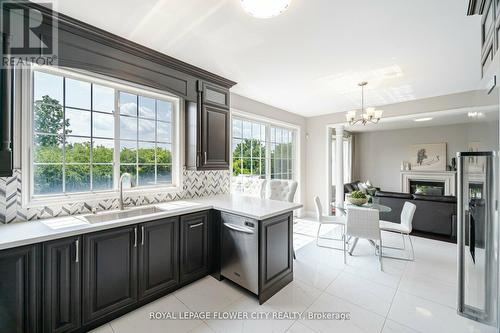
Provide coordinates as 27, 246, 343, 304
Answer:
232, 119, 266, 178
270, 126, 294, 180
28, 67, 179, 200
232, 117, 297, 182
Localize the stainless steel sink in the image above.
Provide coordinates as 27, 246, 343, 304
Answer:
83, 206, 164, 224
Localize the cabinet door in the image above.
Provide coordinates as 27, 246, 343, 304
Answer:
43, 237, 81, 333
0, 245, 40, 333
180, 211, 209, 283
138, 217, 179, 301
201, 105, 230, 170
259, 213, 293, 292
83, 226, 138, 325
202, 82, 230, 109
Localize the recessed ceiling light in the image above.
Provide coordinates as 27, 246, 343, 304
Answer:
414, 117, 433, 122
468, 111, 485, 118
241, 0, 291, 19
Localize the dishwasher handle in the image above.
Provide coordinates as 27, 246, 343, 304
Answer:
223, 223, 254, 234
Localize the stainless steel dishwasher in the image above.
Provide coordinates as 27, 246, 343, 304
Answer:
221, 212, 259, 294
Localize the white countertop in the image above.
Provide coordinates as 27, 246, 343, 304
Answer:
0, 194, 302, 250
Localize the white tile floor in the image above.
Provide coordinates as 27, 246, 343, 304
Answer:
91, 218, 496, 333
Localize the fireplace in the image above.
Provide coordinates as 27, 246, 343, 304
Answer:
410, 180, 445, 196
401, 171, 456, 196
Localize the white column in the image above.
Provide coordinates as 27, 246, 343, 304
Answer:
335, 125, 344, 214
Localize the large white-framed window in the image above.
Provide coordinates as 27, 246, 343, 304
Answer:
21, 65, 182, 207
231, 114, 297, 185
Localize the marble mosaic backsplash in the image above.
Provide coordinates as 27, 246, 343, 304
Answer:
0, 169, 230, 223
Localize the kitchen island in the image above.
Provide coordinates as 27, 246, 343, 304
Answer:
0, 194, 301, 333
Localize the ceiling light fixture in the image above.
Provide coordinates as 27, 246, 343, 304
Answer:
468, 111, 484, 118
414, 117, 433, 122
346, 82, 383, 126
241, 0, 291, 18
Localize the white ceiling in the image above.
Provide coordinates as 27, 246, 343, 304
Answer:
48, 0, 482, 117
345, 105, 499, 133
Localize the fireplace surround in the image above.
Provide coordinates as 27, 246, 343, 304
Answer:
401, 171, 456, 196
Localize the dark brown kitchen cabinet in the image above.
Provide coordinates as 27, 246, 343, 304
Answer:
82, 226, 138, 326
43, 237, 81, 333
202, 82, 230, 109
185, 81, 230, 170
258, 212, 294, 304
138, 217, 179, 301
0, 244, 41, 333
201, 105, 230, 169
180, 211, 209, 283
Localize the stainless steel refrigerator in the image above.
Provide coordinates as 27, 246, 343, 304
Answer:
457, 151, 498, 329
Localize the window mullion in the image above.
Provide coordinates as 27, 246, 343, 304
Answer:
113, 90, 120, 190
90, 83, 94, 191
154, 99, 158, 185
135, 95, 139, 185
265, 125, 271, 180
62, 77, 66, 193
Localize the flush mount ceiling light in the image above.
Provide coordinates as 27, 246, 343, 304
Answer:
241, 0, 292, 18
468, 111, 485, 118
345, 82, 383, 126
414, 117, 433, 122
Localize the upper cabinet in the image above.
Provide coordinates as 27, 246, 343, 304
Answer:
185, 81, 231, 170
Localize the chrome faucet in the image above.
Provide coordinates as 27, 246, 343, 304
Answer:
118, 173, 132, 211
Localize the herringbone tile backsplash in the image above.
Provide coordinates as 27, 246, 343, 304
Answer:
0, 169, 230, 223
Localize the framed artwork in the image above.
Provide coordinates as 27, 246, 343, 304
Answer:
409, 143, 447, 171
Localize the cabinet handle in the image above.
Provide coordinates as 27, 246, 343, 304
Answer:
75, 239, 79, 263
190, 222, 204, 229
134, 227, 138, 248
204, 152, 207, 164
141, 226, 145, 246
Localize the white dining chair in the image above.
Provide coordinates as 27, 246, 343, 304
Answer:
266, 179, 298, 259
243, 178, 266, 198
266, 179, 298, 202
345, 207, 383, 270
314, 196, 346, 251
379, 202, 416, 261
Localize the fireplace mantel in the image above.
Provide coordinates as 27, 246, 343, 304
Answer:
401, 171, 457, 196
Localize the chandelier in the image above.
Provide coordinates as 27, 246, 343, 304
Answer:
240, 0, 292, 19
345, 82, 383, 126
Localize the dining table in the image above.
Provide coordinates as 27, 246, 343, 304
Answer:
335, 202, 392, 255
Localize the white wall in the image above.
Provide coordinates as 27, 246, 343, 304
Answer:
353, 122, 499, 192
230, 93, 307, 214
305, 90, 499, 214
